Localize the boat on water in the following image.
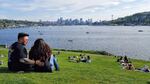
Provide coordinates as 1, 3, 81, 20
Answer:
138, 30, 144, 32
38, 31, 43, 35
39, 33, 43, 35
86, 32, 90, 34
68, 40, 73, 42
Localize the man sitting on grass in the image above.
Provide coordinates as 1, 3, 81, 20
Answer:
8, 32, 44, 72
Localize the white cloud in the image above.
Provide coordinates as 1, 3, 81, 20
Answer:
0, 0, 122, 12
0, 0, 149, 21
121, 0, 136, 2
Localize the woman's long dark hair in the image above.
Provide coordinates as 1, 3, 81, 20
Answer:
29, 38, 52, 62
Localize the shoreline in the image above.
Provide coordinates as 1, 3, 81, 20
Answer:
0, 46, 149, 62
0, 41, 150, 61
1, 25, 150, 30
53, 48, 150, 62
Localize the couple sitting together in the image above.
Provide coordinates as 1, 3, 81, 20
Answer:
8, 32, 59, 72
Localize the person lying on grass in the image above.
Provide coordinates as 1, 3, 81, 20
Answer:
29, 38, 59, 72
8, 33, 43, 72
135, 65, 150, 72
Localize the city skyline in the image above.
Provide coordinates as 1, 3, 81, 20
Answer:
0, 0, 150, 21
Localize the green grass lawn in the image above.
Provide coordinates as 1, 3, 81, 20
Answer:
0, 48, 150, 84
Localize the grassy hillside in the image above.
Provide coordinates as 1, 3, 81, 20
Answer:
0, 48, 150, 84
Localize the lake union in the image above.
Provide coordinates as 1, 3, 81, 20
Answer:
0, 26, 150, 60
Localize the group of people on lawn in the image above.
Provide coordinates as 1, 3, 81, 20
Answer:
8, 32, 59, 72
68, 54, 91, 63
117, 56, 150, 72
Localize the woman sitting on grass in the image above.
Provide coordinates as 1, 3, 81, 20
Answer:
87, 56, 91, 63
116, 56, 135, 70
29, 38, 59, 72
117, 56, 130, 64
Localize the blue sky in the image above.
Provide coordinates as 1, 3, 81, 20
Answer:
0, 0, 150, 21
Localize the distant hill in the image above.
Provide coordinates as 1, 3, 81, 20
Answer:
1, 11, 150, 28
110, 11, 150, 26
0, 19, 42, 29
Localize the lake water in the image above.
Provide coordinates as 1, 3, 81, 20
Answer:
0, 26, 150, 61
